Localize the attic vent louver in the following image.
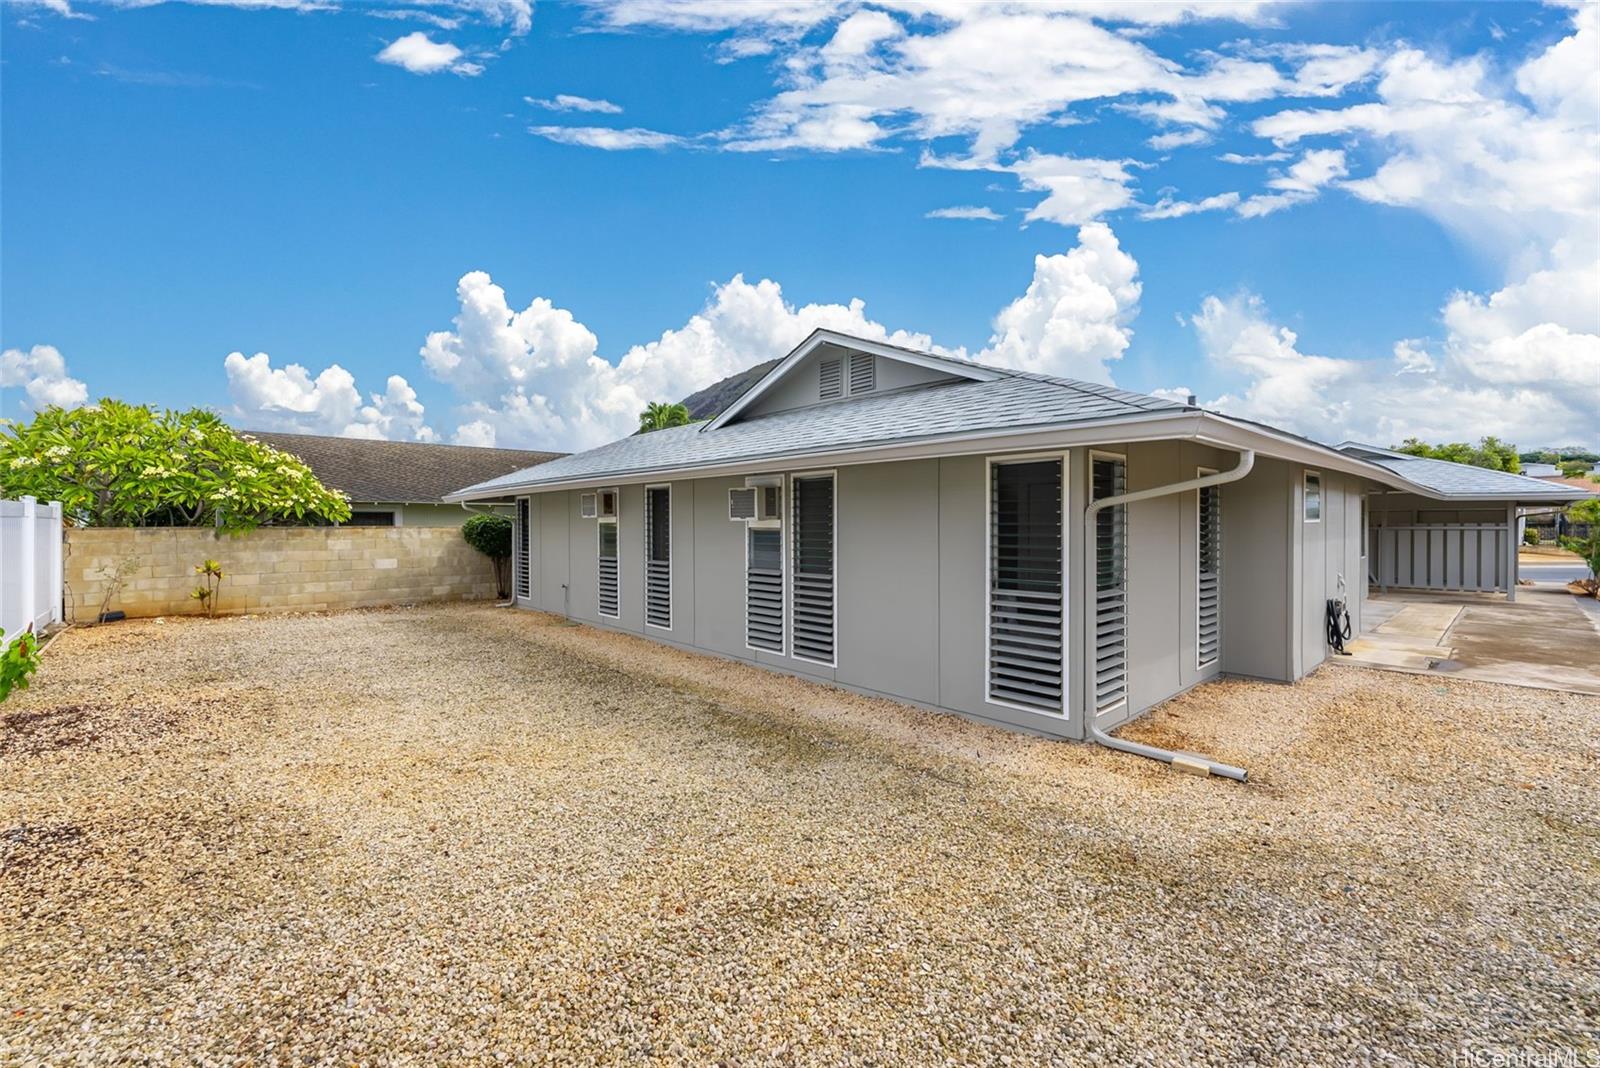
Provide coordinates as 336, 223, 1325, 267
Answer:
848, 352, 875, 394
819, 357, 843, 400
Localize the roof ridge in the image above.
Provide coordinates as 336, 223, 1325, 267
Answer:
1012, 370, 1186, 412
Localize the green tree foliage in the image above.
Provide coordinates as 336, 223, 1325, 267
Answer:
1395, 436, 1521, 473
0, 401, 351, 532
1560, 498, 1600, 592
638, 401, 693, 433
1557, 459, 1593, 478
462, 512, 514, 598
1519, 447, 1598, 465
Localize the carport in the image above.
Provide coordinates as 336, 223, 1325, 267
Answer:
1337, 443, 1595, 602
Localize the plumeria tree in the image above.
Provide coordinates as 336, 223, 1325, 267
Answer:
0, 401, 351, 532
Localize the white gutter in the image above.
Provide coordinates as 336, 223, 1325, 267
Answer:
1084, 449, 1255, 783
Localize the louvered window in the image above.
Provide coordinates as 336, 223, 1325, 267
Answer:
848, 352, 875, 394
790, 475, 835, 665
597, 521, 619, 618
988, 459, 1064, 713
645, 486, 671, 629
819, 357, 843, 400
1198, 482, 1221, 668
514, 497, 532, 600
747, 526, 784, 652
1092, 455, 1128, 713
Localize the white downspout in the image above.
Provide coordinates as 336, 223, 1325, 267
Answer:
1083, 449, 1255, 783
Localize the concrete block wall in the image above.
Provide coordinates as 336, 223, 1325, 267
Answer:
65, 526, 497, 620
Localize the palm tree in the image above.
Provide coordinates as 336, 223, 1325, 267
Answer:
638, 401, 693, 433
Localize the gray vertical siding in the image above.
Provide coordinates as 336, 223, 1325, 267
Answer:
836, 460, 941, 706
513, 441, 1356, 741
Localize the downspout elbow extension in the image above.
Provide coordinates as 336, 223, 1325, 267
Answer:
1083, 449, 1256, 784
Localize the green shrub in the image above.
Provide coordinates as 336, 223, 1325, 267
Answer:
1523, 527, 1541, 547
0, 400, 351, 532
0, 629, 41, 704
462, 513, 514, 598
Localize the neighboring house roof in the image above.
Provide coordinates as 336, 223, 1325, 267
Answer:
444, 329, 1596, 505
1536, 474, 1600, 493
249, 431, 564, 504
1521, 462, 1560, 477
1337, 443, 1597, 503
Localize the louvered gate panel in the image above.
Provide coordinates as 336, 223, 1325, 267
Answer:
989, 460, 1064, 712
747, 528, 784, 651
1198, 484, 1221, 667
1092, 456, 1128, 713
514, 498, 532, 600
597, 522, 619, 617
645, 486, 671, 629
791, 475, 835, 664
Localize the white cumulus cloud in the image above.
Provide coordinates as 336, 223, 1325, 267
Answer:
419, 224, 1146, 449
223, 351, 437, 441
1191, 277, 1599, 448
376, 32, 482, 76
980, 223, 1141, 383
1, 344, 90, 412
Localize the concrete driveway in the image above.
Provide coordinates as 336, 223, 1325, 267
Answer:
1346, 586, 1600, 694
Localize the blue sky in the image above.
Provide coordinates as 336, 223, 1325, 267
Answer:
2, 0, 1596, 451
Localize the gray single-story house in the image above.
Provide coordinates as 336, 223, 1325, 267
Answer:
448, 330, 1594, 777
249, 432, 563, 527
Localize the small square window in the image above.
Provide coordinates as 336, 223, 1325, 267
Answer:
1304, 472, 1322, 522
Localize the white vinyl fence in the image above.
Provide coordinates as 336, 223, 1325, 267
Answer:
1, 497, 65, 640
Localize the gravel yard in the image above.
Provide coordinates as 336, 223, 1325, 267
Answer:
3, 605, 1597, 1066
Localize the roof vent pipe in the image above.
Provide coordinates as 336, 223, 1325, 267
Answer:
1083, 448, 1255, 782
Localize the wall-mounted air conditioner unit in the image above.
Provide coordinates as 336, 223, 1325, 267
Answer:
728, 487, 757, 521
729, 481, 782, 525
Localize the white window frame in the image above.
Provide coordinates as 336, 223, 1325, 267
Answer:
596, 486, 620, 619
1088, 449, 1130, 718
643, 483, 672, 632
787, 468, 837, 669
983, 451, 1070, 719
579, 492, 598, 519
743, 475, 788, 657
1303, 470, 1323, 523
1195, 467, 1220, 671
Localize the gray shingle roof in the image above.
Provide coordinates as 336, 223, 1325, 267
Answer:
1339, 444, 1595, 502
453, 364, 1186, 496
249, 432, 564, 503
